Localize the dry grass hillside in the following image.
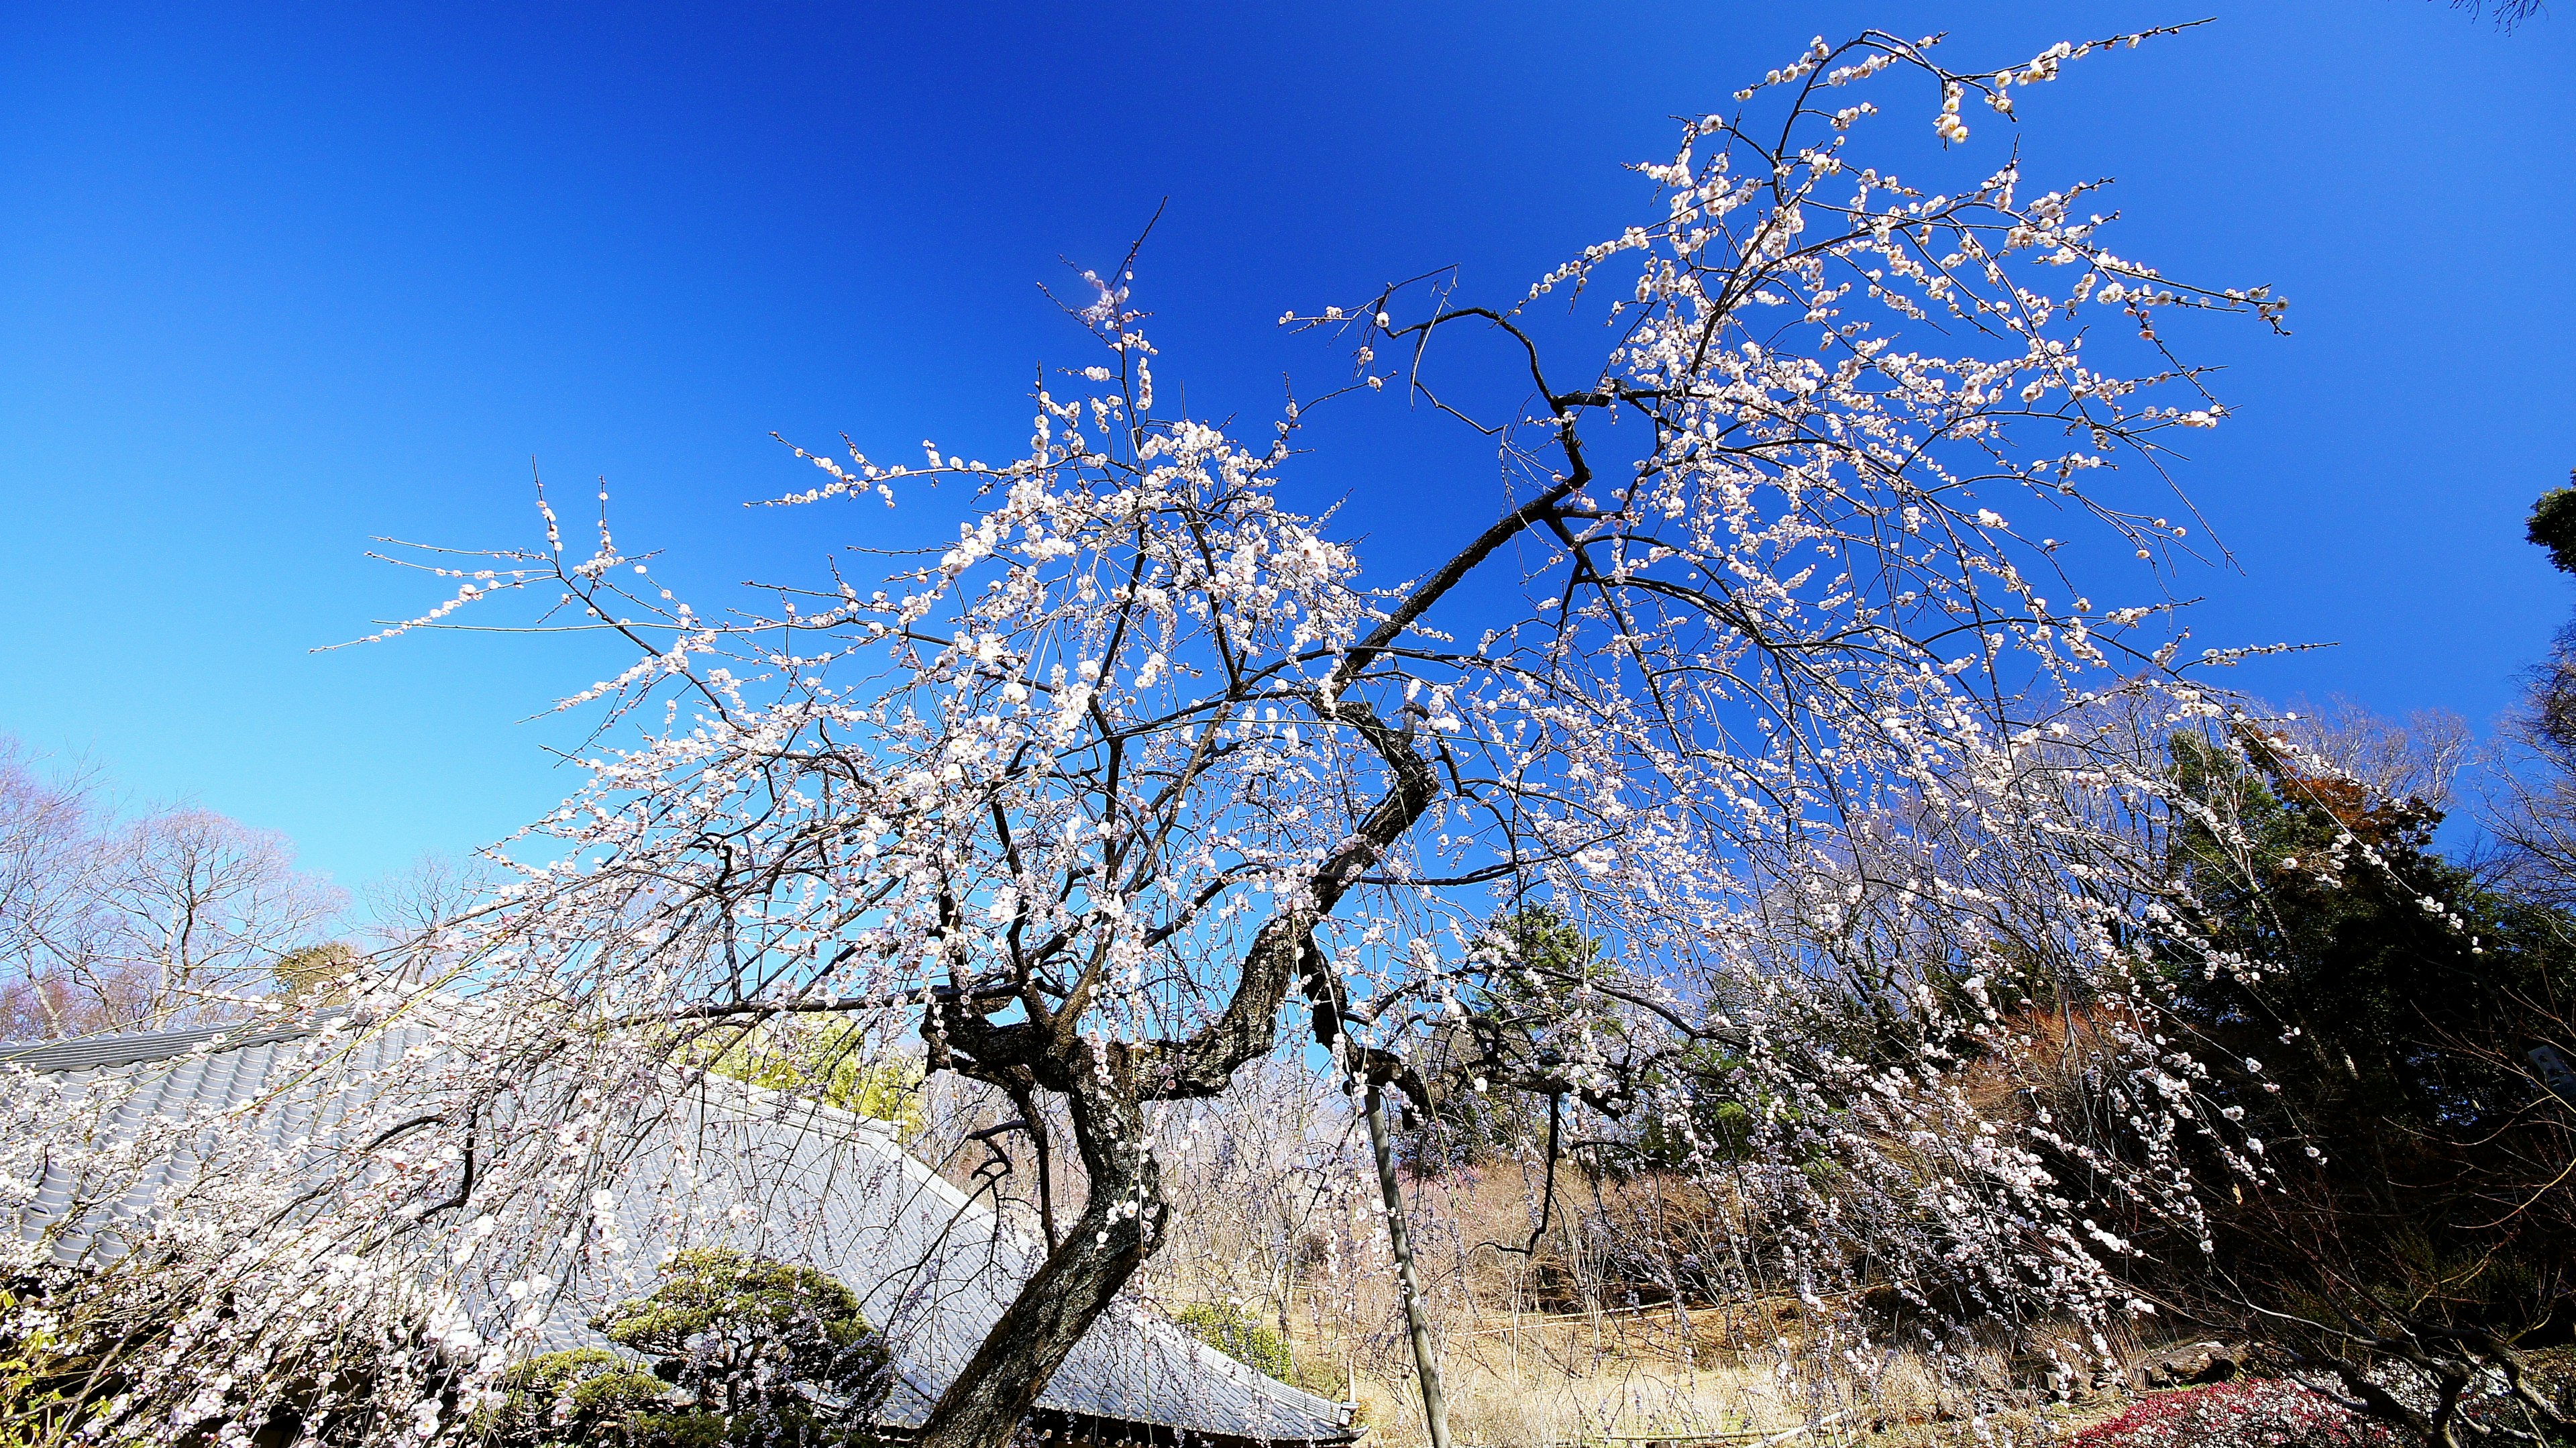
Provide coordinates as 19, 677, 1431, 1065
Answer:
1120, 1087, 2163, 1448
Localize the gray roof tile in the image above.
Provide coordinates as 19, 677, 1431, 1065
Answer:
0, 1020, 1354, 1443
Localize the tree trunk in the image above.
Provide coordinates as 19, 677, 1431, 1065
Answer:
913, 1075, 1165, 1448
910, 609, 1450, 1447
1364, 1081, 1454, 1448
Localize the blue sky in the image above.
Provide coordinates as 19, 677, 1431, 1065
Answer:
2, 1, 2569, 902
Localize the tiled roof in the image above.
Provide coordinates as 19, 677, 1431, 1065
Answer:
1, 1019, 1354, 1443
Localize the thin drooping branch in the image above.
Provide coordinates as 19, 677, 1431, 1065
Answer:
0, 28, 2313, 1448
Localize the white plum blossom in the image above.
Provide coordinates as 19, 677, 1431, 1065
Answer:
0, 27, 2304, 1448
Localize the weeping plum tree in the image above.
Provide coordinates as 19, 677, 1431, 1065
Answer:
3, 27, 2306, 1448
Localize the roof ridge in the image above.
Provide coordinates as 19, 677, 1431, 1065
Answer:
0, 1010, 354, 1074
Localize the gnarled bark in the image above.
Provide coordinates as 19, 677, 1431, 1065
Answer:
915, 1055, 1161, 1448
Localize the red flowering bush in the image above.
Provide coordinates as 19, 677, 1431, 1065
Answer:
2069, 1381, 2397, 1448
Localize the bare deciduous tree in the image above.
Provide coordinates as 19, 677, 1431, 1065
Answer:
0, 737, 345, 1037
105, 808, 346, 1029
0, 740, 114, 1039
2282, 698, 2471, 813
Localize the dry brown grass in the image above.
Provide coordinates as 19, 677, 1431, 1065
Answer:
1232, 1174, 2160, 1448
1119, 1067, 2167, 1447
1299, 1307, 2021, 1448
1265, 1241, 2020, 1448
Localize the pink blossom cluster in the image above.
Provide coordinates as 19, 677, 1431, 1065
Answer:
2069, 1382, 2396, 1448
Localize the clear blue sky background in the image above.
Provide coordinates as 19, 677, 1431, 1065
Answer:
2, 1, 2569, 903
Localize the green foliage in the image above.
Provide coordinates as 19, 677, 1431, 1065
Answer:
1409, 906, 1792, 1175
1481, 905, 1603, 981
1405, 907, 1621, 1170
1627, 1041, 1764, 1168
1171, 1302, 1294, 1384
595, 1248, 892, 1442
2159, 726, 2576, 1349
2532, 475, 2576, 575
596, 1250, 867, 1359
476, 1349, 686, 1448
703, 1022, 924, 1139
0, 1281, 78, 1448
2165, 729, 2572, 1136
482, 1251, 891, 1448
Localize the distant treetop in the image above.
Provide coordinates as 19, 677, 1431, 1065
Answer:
2527, 471, 2576, 574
